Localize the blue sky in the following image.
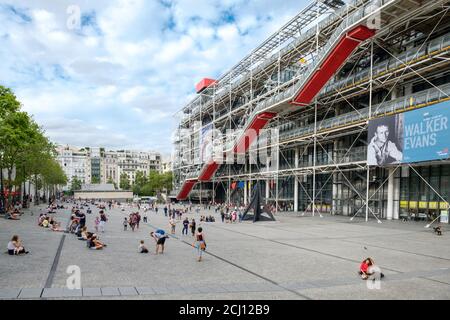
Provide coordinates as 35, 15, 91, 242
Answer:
0, 0, 309, 157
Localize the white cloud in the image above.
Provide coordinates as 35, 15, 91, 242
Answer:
0, 0, 311, 153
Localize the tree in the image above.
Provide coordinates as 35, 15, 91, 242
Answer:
0, 85, 66, 207
0, 111, 44, 205
70, 176, 82, 192
0, 85, 20, 118
0, 86, 22, 207
161, 171, 173, 192
131, 170, 173, 196
120, 173, 130, 190
91, 176, 100, 184
132, 170, 148, 195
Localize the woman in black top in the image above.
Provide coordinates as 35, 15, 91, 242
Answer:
195, 227, 206, 262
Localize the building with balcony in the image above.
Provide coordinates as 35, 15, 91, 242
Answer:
57, 146, 162, 190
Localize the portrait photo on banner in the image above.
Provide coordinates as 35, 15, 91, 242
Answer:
367, 114, 404, 166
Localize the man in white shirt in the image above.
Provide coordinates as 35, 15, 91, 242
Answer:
368, 124, 403, 166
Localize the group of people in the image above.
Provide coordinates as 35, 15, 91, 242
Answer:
70, 204, 107, 250
68, 208, 87, 233
220, 209, 240, 223
199, 215, 215, 222
181, 217, 196, 236
93, 210, 108, 233
123, 212, 142, 231
4, 202, 23, 220
38, 213, 64, 231
148, 226, 206, 262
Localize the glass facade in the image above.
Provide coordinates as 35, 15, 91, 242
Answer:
399, 164, 450, 221
91, 158, 101, 182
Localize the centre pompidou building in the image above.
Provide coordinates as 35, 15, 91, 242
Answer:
172, 0, 450, 222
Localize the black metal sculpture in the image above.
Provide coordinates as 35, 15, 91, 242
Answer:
241, 181, 276, 222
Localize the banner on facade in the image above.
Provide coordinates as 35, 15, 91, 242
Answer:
367, 101, 450, 166
200, 124, 213, 163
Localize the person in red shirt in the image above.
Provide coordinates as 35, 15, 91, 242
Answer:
359, 258, 374, 280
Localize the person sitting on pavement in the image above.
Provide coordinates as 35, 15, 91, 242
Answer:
359, 258, 373, 280
7, 235, 29, 255
359, 257, 384, 280
88, 234, 106, 250
78, 227, 89, 240
50, 221, 64, 232
41, 217, 50, 228
38, 214, 47, 226
139, 240, 149, 253
5, 210, 20, 220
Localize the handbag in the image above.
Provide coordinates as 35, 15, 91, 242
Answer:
200, 242, 206, 251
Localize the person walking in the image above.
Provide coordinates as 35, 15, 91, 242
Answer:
220, 209, 225, 223
136, 212, 141, 229
94, 216, 100, 232
130, 214, 136, 232
143, 211, 148, 223
99, 210, 107, 233
169, 217, 176, 234
190, 218, 196, 236
182, 217, 189, 236
194, 227, 206, 262
164, 206, 168, 217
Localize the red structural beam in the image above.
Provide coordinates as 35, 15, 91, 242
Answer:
176, 179, 198, 200
195, 78, 217, 93
179, 25, 376, 199
293, 25, 376, 105
198, 161, 220, 182
233, 112, 277, 153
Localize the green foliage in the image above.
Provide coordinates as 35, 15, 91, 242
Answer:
131, 170, 173, 196
0, 85, 67, 204
70, 176, 82, 191
120, 172, 130, 190
91, 176, 100, 184
0, 85, 20, 119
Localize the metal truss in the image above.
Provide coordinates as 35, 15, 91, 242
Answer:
172, 0, 450, 226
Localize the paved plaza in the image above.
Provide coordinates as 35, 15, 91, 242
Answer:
1, 203, 449, 300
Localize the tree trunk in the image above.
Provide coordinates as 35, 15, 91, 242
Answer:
7, 168, 13, 207
34, 174, 39, 206
0, 167, 4, 212
22, 168, 27, 208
